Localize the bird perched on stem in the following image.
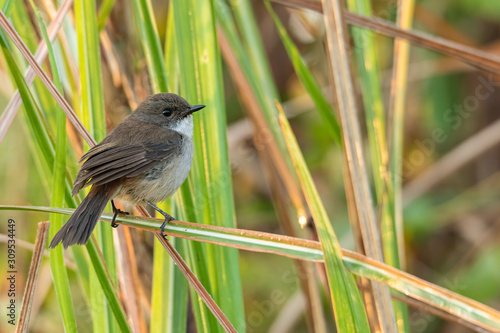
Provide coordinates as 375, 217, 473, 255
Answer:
49, 93, 205, 249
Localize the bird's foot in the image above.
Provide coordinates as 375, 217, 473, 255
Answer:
111, 200, 129, 228
146, 201, 175, 239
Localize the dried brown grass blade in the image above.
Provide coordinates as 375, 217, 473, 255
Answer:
155, 233, 237, 333
321, 0, 396, 330
16, 221, 50, 333
0, 0, 74, 145
0, 8, 95, 147
271, 0, 500, 74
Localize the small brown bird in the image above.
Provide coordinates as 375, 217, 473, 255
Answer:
49, 93, 205, 249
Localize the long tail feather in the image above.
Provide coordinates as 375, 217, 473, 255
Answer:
49, 185, 115, 249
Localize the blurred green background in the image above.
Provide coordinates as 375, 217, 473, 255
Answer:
1, 0, 500, 332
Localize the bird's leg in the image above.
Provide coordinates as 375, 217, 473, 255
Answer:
146, 201, 175, 238
111, 200, 129, 228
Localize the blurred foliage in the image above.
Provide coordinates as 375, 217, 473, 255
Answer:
0, 0, 499, 332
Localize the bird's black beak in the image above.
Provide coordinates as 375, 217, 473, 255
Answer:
184, 105, 205, 116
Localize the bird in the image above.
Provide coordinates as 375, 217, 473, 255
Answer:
49, 93, 205, 249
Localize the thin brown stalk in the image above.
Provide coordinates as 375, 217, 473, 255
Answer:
0, 8, 95, 147
321, 0, 397, 330
270, 0, 500, 74
217, 27, 306, 220
16, 221, 50, 333
0, 0, 74, 145
155, 233, 237, 333
403, 117, 500, 204
29, 265, 53, 324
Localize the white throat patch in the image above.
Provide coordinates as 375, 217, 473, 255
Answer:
173, 116, 194, 138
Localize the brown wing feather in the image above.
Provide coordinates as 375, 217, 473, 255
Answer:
72, 136, 183, 195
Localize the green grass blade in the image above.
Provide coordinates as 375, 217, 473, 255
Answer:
167, 240, 189, 333
28, 1, 78, 331
165, 235, 189, 333
278, 109, 370, 331
97, 0, 116, 31
75, 0, 106, 142
86, 240, 133, 333
172, 0, 245, 331
131, 0, 168, 93
226, 0, 286, 150
389, 1, 416, 330
89, 268, 106, 332
130, 1, 188, 331
265, 2, 341, 145
175, 185, 218, 332
151, 5, 188, 331
150, 235, 189, 333
164, 2, 178, 93
131, 0, 235, 330
150, 238, 170, 333
74, 0, 116, 330
1, 0, 13, 16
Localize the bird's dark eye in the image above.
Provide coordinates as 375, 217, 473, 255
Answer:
163, 109, 172, 117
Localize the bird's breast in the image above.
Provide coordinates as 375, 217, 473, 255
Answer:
117, 140, 194, 204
